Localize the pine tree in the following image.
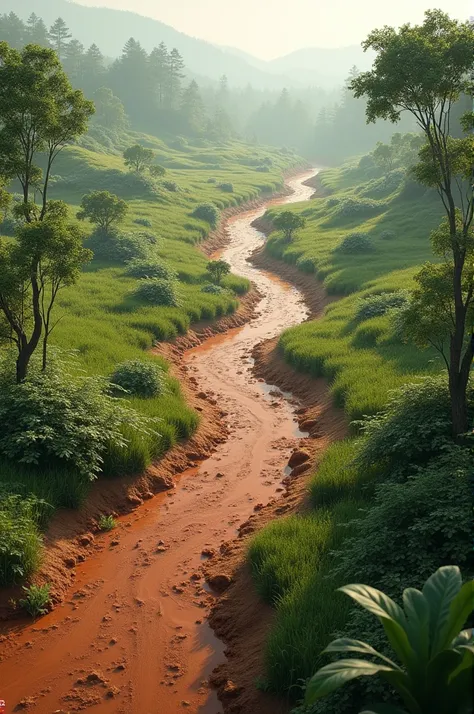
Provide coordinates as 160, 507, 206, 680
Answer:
180, 80, 205, 135
63, 39, 84, 84
26, 13, 49, 46
149, 42, 170, 107
80, 44, 106, 95
48, 17, 72, 60
0, 12, 26, 49
109, 38, 151, 124
166, 48, 185, 109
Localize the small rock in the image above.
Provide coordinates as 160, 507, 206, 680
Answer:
156, 546, 167, 553
106, 686, 121, 698
300, 419, 318, 432
215, 472, 225, 479
64, 557, 76, 569
110, 540, 120, 547
253, 503, 264, 512
135, 598, 145, 607
207, 574, 232, 593
288, 449, 311, 468
127, 494, 143, 506
114, 663, 126, 671
223, 680, 243, 698
181, 701, 191, 707
197, 392, 208, 400
201, 548, 216, 559
78, 533, 94, 547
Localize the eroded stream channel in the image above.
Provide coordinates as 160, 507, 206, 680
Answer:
0, 171, 317, 714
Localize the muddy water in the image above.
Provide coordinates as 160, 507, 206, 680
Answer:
0, 171, 317, 714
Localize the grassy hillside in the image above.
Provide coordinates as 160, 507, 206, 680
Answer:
0, 130, 303, 587
264, 163, 443, 421
247, 159, 473, 712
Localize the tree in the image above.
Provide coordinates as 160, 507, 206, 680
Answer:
207, 259, 230, 285
0, 210, 92, 381
48, 17, 72, 60
180, 80, 205, 135
351, 10, 474, 436
63, 39, 85, 84
0, 43, 94, 221
0, 13, 25, 49
80, 44, 106, 95
274, 211, 306, 242
167, 48, 185, 109
372, 141, 394, 173
123, 144, 155, 173
26, 13, 49, 46
109, 38, 150, 123
77, 191, 128, 233
149, 165, 166, 178
149, 43, 170, 107
92, 87, 128, 130
305, 566, 474, 714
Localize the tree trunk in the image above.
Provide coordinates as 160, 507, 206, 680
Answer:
16, 347, 30, 383
42, 334, 48, 371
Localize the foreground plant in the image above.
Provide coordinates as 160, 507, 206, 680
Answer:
305, 566, 474, 714
19, 583, 52, 618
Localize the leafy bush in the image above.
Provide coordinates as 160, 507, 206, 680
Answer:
336, 197, 385, 218
355, 290, 410, 321
201, 284, 226, 294
98, 514, 116, 531
0, 215, 18, 236
326, 197, 340, 208
256, 165, 271, 172
356, 376, 456, 474
380, 229, 396, 240
361, 169, 405, 198
88, 229, 151, 263
19, 583, 52, 617
207, 177, 217, 184
134, 217, 152, 227
162, 180, 180, 192
219, 182, 234, 193
0, 494, 43, 585
192, 203, 220, 228
171, 136, 188, 150
336, 232, 374, 254
111, 359, 166, 398
134, 278, 180, 307
125, 259, 176, 280
0, 356, 153, 481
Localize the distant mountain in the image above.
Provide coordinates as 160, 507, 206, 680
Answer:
0, 0, 291, 88
266, 46, 375, 86
0, 0, 374, 90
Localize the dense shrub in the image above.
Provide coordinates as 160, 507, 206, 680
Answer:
256, 165, 271, 172
336, 232, 374, 254
134, 217, 152, 227
201, 284, 226, 294
125, 259, 177, 280
361, 169, 405, 198
192, 202, 220, 227
0, 356, 151, 481
111, 360, 166, 398
336, 197, 385, 218
162, 180, 180, 192
356, 376, 456, 474
0, 494, 43, 585
326, 197, 340, 208
355, 290, 409, 321
0, 215, 18, 236
219, 182, 234, 193
207, 177, 217, 184
380, 229, 396, 240
88, 229, 151, 263
134, 278, 180, 307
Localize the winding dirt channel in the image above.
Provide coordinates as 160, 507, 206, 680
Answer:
0, 171, 317, 714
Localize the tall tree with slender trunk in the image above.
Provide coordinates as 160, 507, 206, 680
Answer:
351, 10, 474, 436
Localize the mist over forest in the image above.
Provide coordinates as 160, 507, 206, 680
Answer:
0, 1, 413, 162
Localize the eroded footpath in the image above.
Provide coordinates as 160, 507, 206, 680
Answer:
0, 172, 329, 714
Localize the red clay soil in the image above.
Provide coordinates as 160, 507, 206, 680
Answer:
0, 170, 347, 714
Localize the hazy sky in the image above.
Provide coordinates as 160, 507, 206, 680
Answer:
76, 0, 469, 59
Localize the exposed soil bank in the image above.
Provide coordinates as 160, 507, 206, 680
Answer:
0, 170, 342, 714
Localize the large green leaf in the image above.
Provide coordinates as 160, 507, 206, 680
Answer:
339, 583, 415, 669
304, 659, 393, 704
402, 588, 430, 664
422, 566, 462, 654
324, 638, 400, 668
435, 651, 474, 714
437, 581, 474, 653
379, 669, 422, 714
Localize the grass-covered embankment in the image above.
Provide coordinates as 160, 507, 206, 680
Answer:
0, 130, 304, 588
247, 158, 474, 713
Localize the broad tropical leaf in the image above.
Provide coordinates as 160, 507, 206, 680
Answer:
422, 566, 462, 654
439, 581, 474, 652
304, 659, 393, 704
324, 638, 400, 668
402, 588, 430, 663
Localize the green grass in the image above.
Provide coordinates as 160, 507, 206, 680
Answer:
248, 158, 451, 704
0, 129, 305, 586
262, 160, 444, 421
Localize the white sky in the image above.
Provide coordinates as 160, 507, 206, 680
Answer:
76, 0, 470, 59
